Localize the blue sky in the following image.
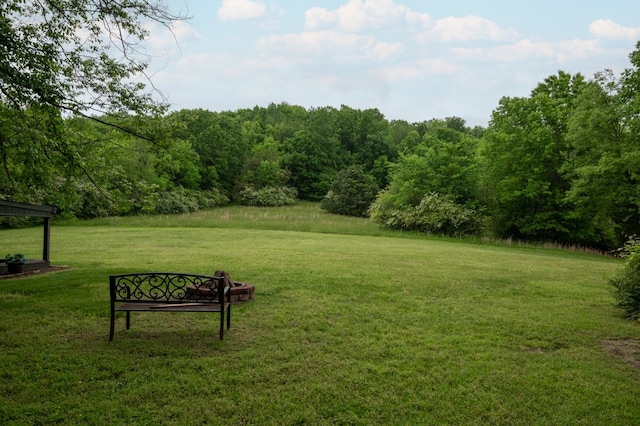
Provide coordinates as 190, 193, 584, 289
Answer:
144, 0, 640, 126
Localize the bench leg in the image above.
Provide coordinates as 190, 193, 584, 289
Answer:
126, 311, 131, 330
219, 309, 224, 340
227, 304, 231, 330
109, 308, 115, 341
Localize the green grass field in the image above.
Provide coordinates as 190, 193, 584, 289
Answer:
1, 203, 639, 425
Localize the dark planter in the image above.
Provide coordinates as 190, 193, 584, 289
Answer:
7, 263, 26, 274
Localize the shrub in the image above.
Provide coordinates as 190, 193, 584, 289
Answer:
110, 179, 159, 216
0, 216, 34, 228
239, 186, 298, 207
321, 165, 379, 217
73, 181, 112, 219
154, 188, 200, 214
370, 191, 482, 236
196, 189, 229, 209
610, 236, 640, 320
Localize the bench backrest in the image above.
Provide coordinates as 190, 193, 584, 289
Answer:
110, 273, 227, 304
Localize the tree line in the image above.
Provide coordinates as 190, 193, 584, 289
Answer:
1, 1, 640, 251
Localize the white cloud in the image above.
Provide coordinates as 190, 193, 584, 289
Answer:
305, 0, 430, 32
415, 15, 518, 43
305, 6, 335, 29
217, 0, 266, 22
553, 39, 603, 63
258, 31, 376, 59
258, 31, 406, 64
145, 1, 640, 126
415, 57, 460, 74
589, 19, 640, 40
368, 42, 405, 61
374, 58, 459, 82
453, 39, 601, 64
374, 64, 422, 81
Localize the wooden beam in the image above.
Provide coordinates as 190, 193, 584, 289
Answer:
0, 200, 57, 217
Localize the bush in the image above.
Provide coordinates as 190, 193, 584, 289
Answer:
239, 186, 298, 207
321, 165, 379, 217
196, 189, 229, 209
370, 191, 482, 236
610, 237, 640, 320
153, 187, 229, 215
110, 179, 159, 216
154, 188, 200, 214
74, 181, 112, 219
0, 215, 34, 228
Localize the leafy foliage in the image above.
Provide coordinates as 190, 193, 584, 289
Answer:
0, 0, 187, 219
239, 186, 298, 207
370, 191, 482, 236
366, 117, 483, 237
154, 188, 199, 214
240, 137, 290, 190
4, 253, 27, 264
321, 165, 379, 217
610, 237, 640, 320
564, 56, 640, 248
3, 30, 640, 252
282, 129, 339, 200
0, 0, 179, 117
480, 71, 588, 243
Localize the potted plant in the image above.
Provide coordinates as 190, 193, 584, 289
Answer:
5, 253, 28, 274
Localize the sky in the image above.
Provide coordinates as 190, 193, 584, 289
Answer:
142, 0, 640, 127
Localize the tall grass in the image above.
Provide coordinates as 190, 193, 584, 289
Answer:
59, 202, 386, 236
1, 203, 638, 425
59, 202, 608, 254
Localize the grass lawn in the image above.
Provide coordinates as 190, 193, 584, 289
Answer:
1, 203, 639, 425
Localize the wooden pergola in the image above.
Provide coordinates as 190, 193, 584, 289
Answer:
0, 200, 58, 264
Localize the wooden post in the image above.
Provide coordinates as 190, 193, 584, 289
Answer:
43, 217, 51, 263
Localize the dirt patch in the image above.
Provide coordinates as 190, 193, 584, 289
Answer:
602, 339, 640, 371
0, 265, 68, 280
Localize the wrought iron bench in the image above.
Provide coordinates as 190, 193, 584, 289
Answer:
109, 272, 231, 341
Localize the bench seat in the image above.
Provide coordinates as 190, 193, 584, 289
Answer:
109, 272, 231, 341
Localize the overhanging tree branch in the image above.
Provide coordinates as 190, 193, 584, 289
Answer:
1, 0, 187, 117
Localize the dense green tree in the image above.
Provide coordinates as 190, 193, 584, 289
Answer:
398, 129, 422, 154
282, 129, 338, 200
153, 139, 201, 190
564, 45, 640, 248
443, 116, 467, 133
334, 106, 397, 188
380, 118, 479, 210
389, 119, 416, 152
621, 41, 640, 138
240, 137, 289, 189
197, 114, 242, 194
1, 0, 184, 215
420, 119, 479, 206
368, 117, 483, 236
261, 103, 308, 143
170, 110, 246, 195
321, 165, 379, 217
307, 106, 346, 169
480, 71, 587, 243
0, 105, 77, 208
564, 73, 628, 247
